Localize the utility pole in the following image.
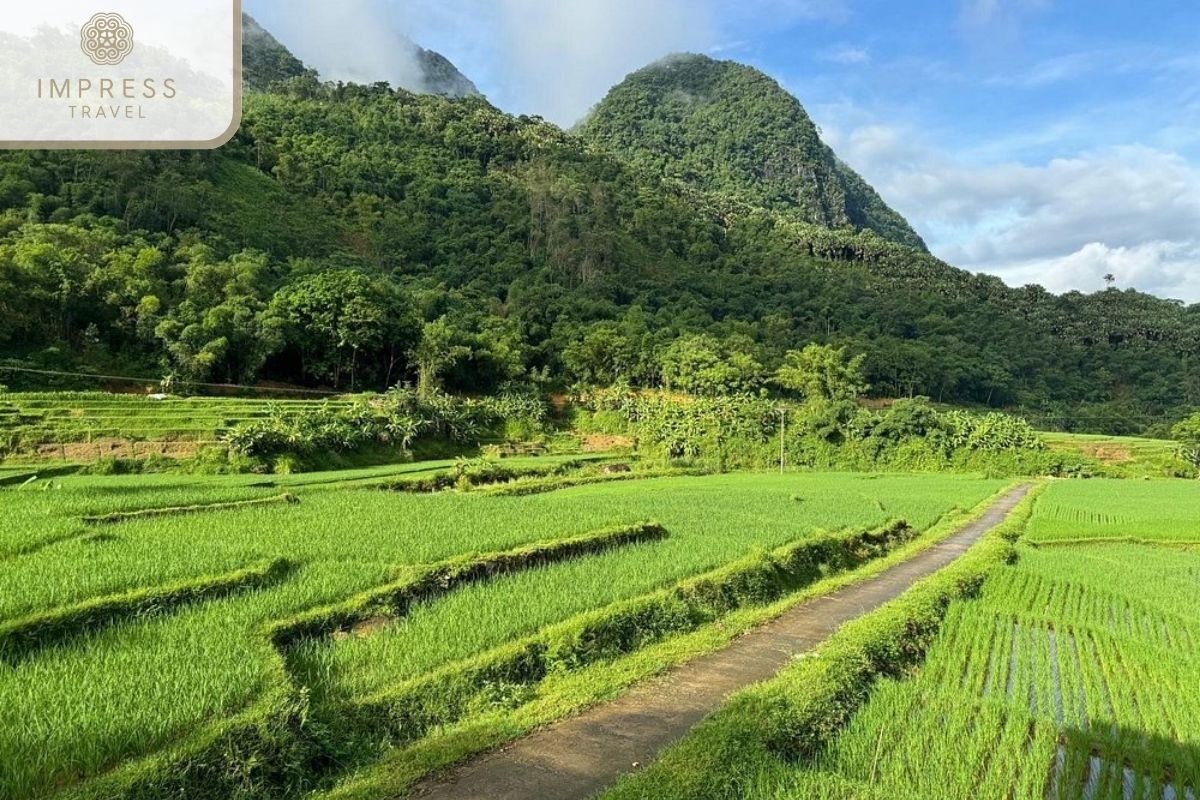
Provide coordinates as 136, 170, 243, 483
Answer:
777, 406, 787, 474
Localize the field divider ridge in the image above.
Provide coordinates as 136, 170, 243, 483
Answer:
1027, 535, 1200, 550
474, 467, 711, 497
48, 521, 670, 800
339, 518, 925, 759
0, 558, 292, 665
268, 522, 671, 648
80, 493, 301, 526
366, 459, 601, 493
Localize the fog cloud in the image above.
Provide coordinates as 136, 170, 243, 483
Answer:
489, 0, 713, 125
255, 0, 429, 92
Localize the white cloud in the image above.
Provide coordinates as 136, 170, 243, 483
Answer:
990, 241, 1200, 300
957, 0, 1052, 52
960, 0, 1002, 27
823, 45, 870, 65
823, 121, 1200, 301
491, 0, 715, 125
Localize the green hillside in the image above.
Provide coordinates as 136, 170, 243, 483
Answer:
578, 53, 926, 250
242, 14, 312, 91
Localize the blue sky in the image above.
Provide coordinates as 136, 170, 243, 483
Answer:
246, 0, 1200, 301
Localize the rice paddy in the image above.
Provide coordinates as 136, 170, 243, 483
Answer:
0, 393, 357, 449
1028, 479, 1200, 544
0, 468, 1001, 799
743, 479, 1200, 800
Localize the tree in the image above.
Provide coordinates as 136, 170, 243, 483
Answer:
1171, 412, 1200, 471
773, 344, 868, 404
269, 269, 418, 390
412, 316, 471, 398
563, 323, 636, 386
659, 334, 763, 396
153, 248, 281, 383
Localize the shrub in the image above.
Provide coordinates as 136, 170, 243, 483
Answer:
576, 389, 1057, 476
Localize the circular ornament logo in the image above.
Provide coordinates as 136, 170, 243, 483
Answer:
80, 12, 134, 66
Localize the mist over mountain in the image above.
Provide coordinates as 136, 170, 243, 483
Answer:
241, 13, 478, 98
579, 54, 926, 250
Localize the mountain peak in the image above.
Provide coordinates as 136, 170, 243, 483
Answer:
409, 41, 481, 99
242, 13, 311, 91
579, 54, 926, 250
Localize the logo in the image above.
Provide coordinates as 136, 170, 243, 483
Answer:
80, 12, 134, 66
1, 0, 241, 149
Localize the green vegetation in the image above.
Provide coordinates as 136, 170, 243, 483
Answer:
4, 15, 1200, 800
1041, 430, 1192, 478
578, 53, 926, 249
241, 14, 312, 91
1026, 478, 1200, 544
608, 479, 1200, 800
0, 388, 552, 472
0, 469, 1001, 799
2, 386, 1070, 482
745, 486, 1200, 800
599, 484, 1038, 800
578, 387, 1070, 475
0, 24, 1196, 431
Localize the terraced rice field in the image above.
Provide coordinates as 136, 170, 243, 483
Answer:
1040, 433, 1184, 478
0, 469, 1002, 799
746, 479, 1200, 800
0, 392, 356, 450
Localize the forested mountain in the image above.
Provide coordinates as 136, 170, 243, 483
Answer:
578, 54, 927, 250
0, 23, 1195, 433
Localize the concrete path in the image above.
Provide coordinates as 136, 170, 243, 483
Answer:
407, 484, 1033, 800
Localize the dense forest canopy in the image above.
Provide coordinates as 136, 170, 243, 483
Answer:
0, 19, 1195, 434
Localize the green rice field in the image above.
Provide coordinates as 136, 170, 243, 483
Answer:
1028, 479, 1200, 544
0, 392, 356, 450
0, 468, 1003, 799
740, 479, 1200, 800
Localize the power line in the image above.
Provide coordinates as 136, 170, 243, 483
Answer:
0, 366, 342, 396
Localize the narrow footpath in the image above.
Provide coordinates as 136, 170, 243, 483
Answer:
409, 484, 1034, 800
